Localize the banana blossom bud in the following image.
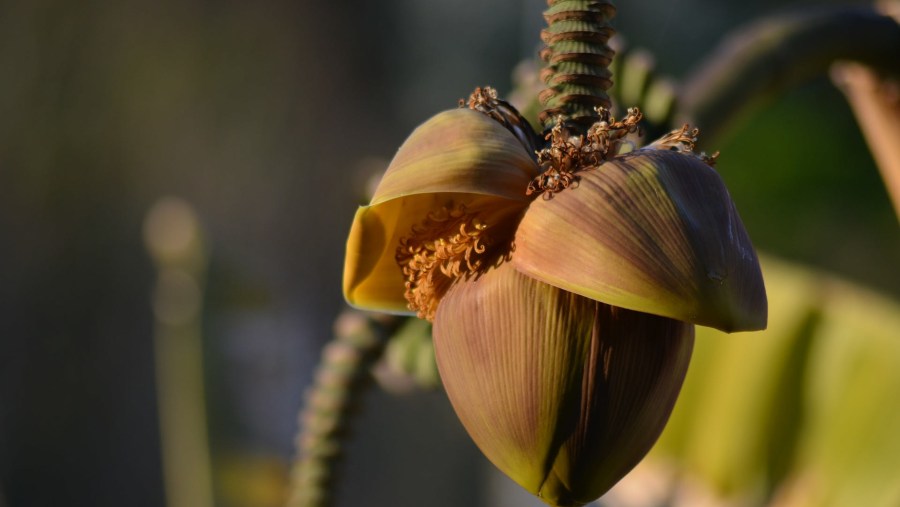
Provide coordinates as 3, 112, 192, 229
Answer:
343, 87, 766, 506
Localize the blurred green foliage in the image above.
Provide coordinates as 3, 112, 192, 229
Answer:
649, 256, 900, 507
716, 82, 900, 297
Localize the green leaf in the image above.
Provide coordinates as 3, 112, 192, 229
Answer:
647, 255, 900, 506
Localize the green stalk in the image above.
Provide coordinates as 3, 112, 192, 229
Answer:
287, 312, 400, 507
144, 198, 214, 507
538, 0, 617, 132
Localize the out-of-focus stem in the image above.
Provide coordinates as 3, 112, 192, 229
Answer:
617, 49, 654, 111
144, 197, 214, 507
677, 7, 900, 143
287, 311, 400, 507
833, 62, 900, 218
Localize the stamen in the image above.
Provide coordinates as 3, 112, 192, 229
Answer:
462, 86, 500, 111
646, 123, 720, 166
585, 107, 644, 157
650, 124, 700, 151
527, 107, 643, 198
396, 204, 496, 321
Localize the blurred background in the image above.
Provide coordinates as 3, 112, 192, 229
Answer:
0, 1, 897, 507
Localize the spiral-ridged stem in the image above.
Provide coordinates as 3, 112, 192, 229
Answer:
287, 312, 400, 507
539, 0, 617, 132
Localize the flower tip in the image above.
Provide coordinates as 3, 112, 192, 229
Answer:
699, 284, 768, 333
712, 281, 769, 333
689, 251, 768, 333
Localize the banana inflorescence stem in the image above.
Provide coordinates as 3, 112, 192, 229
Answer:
288, 312, 401, 507
539, 0, 617, 133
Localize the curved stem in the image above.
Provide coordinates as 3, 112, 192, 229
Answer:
287, 311, 401, 507
676, 6, 900, 142
833, 62, 900, 218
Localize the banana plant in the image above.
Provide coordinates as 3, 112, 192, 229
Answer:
289, 3, 900, 507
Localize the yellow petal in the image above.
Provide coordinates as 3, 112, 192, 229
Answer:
343, 108, 538, 312
514, 150, 767, 332
433, 261, 693, 506
343, 201, 412, 313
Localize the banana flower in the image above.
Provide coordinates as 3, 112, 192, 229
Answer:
342, 88, 767, 506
